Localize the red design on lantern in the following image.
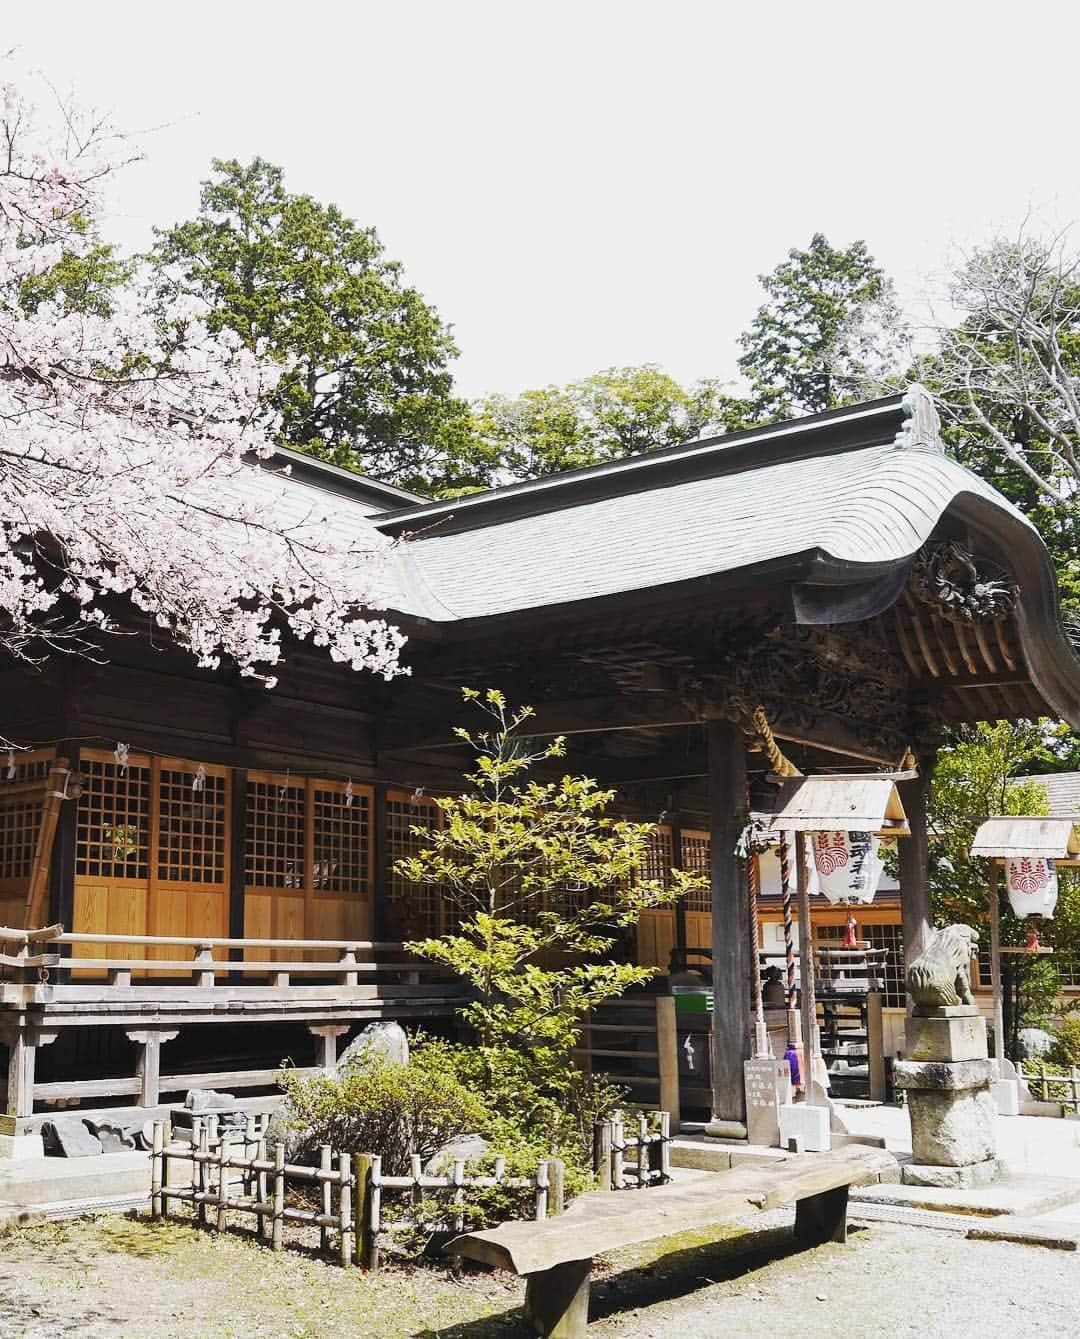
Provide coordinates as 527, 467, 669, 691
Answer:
1008, 857, 1050, 895
813, 832, 849, 876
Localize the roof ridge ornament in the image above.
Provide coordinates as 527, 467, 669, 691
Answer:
894, 384, 943, 452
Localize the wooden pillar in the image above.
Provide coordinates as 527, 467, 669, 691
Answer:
988, 859, 1005, 1070
898, 766, 932, 998
229, 768, 248, 949
127, 1029, 179, 1107
48, 743, 79, 933
3, 1025, 57, 1119
705, 720, 750, 1136
372, 785, 390, 941
309, 1023, 349, 1070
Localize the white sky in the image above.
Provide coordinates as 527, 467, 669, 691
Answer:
8, 2, 1080, 399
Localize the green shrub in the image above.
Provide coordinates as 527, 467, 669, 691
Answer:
277, 1041, 489, 1175
1049, 1016, 1080, 1067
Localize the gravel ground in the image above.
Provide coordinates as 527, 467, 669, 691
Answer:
1, 1210, 1078, 1337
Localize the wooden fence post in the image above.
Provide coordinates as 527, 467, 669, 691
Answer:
548, 1158, 565, 1216
611, 1116, 624, 1191
659, 1110, 671, 1181
452, 1157, 465, 1234
151, 1121, 163, 1219
338, 1151, 352, 1268
217, 1132, 230, 1232
593, 1119, 613, 1192
354, 1153, 378, 1269
319, 1145, 332, 1254
256, 1133, 268, 1241
271, 1142, 285, 1251
656, 994, 681, 1133
196, 1118, 210, 1228
535, 1158, 549, 1221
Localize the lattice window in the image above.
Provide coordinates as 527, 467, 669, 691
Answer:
386, 790, 446, 936
312, 784, 370, 897
76, 751, 151, 880
680, 829, 711, 911
246, 774, 372, 898
0, 749, 55, 884
245, 776, 305, 889
158, 764, 228, 884
861, 922, 906, 1008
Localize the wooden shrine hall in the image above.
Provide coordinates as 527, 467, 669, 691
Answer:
2, 385, 1079, 1132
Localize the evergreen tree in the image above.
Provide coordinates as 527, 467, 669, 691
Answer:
738, 233, 905, 421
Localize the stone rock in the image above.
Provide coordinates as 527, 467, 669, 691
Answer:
185, 1089, 236, 1112
907, 1086, 997, 1167
338, 1021, 409, 1073
263, 1100, 310, 1162
83, 1119, 140, 1153
1018, 1027, 1055, 1059
902, 1157, 1006, 1188
40, 1117, 102, 1158
424, 1134, 490, 1175
906, 1013, 988, 1063
894, 1058, 995, 1092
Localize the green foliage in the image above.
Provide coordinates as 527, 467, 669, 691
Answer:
149, 158, 470, 488
738, 232, 905, 421
459, 365, 750, 489
927, 720, 1050, 927
18, 214, 134, 318
277, 1040, 488, 1175
1049, 1016, 1080, 1066
397, 688, 706, 1162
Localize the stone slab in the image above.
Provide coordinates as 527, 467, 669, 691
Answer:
41, 1117, 102, 1158
779, 1103, 830, 1153
0, 1200, 46, 1230
851, 1172, 1080, 1218
0, 1149, 150, 1207
967, 1220, 1080, 1250
912, 1005, 981, 1018
702, 1119, 748, 1140
907, 1086, 997, 1166
902, 1158, 1005, 1188
992, 1078, 1021, 1116
894, 1058, 995, 1092
744, 1058, 792, 1148
0, 1134, 45, 1161
905, 1014, 988, 1063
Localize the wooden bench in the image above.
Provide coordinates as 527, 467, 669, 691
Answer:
445, 1143, 897, 1338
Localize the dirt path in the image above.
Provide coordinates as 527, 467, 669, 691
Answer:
0, 1211, 1076, 1338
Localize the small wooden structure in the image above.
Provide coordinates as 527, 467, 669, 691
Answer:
969, 816, 1080, 1070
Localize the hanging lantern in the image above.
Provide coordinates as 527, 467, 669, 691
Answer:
810, 830, 885, 904
1004, 857, 1059, 921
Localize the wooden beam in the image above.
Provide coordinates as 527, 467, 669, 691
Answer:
898, 765, 932, 986
706, 720, 750, 1135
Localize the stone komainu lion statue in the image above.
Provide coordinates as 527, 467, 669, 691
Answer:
906, 923, 979, 1008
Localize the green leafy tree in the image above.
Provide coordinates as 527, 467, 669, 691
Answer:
18, 215, 134, 318
462, 365, 749, 487
149, 157, 470, 487
395, 688, 706, 1154
927, 721, 1080, 1047
738, 233, 906, 421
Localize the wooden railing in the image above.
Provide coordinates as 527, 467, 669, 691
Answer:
1016, 1060, 1080, 1111
0, 925, 451, 990
152, 1114, 564, 1270
576, 996, 680, 1130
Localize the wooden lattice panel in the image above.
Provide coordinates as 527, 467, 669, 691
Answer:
157, 764, 228, 885
77, 751, 151, 881
0, 748, 56, 923
680, 829, 711, 911
386, 790, 446, 938
245, 772, 374, 951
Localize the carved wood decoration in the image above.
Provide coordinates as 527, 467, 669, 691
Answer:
910, 542, 1018, 625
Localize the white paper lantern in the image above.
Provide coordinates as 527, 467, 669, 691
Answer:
810, 830, 884, 904
1005, 857, 1059, 920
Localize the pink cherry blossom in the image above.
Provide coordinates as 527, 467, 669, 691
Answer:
0, 72, 405, 685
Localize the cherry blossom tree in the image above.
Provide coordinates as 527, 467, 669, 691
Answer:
0, 72, 405, 685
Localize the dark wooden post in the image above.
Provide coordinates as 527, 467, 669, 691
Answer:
48, 743, 79, 933
228, 768, 248, 950
372, 785, 390, 941
898, 765, 932, 1005
705, 720, 750, 1137
669, 810, 687, 955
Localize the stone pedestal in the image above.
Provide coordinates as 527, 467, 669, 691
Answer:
894, 1006, 1000, 1187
